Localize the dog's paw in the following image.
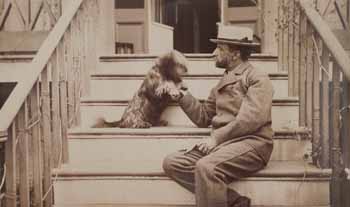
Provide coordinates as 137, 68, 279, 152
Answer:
158, 120, 168, 126
156, 81, 179, 97
134, 121, 152, 128
177, 81, 188, 91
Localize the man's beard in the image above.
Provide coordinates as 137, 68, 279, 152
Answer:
215, 59, 228, 68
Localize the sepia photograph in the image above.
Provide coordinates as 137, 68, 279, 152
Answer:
0, 0, 350, 207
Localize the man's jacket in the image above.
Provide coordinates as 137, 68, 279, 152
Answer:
179, 61, 274, 163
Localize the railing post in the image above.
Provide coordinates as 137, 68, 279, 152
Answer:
292, 0, 300, 96
41, 66, 53, 207
312, 34, 321, 165
342, 78, 350, 174
343, 78, 350, 206
30, 82, 43, 207
330, 62, 343, 207
66, 25, 75, 127
51, 50, 62, 168
75, 16, 82, 126
320, 45, 330, 168
59, 39, 69, 164
282, 0, 289, 72
288, 0, 295, 96
4, 124, 16, 207
71, 17, 81, 127
277, 0, 283, 71
299, 12, 307, 127
92, 0, 98, 74
261, 0, 278, 55
305, 22, 314, 129
17, 102, 30, 207
81, 3, 90, 97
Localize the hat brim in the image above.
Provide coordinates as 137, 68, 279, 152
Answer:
210, 38, 260, 48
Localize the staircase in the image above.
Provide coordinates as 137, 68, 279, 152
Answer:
53, 54, 332, 207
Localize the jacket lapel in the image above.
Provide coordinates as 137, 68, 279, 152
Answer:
216, 62, 250, 92
216, 74, 239, 92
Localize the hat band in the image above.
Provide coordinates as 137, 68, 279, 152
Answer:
216, 37, 253, 43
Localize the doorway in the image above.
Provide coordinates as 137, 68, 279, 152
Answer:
163, 0, 219, 53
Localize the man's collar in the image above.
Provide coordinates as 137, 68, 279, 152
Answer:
225, 61, 250, 75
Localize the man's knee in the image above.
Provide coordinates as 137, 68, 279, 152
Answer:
162, 152, 178, 176
195, 157, 215, 176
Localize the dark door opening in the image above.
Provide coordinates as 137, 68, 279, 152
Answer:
163, 0, 219, 53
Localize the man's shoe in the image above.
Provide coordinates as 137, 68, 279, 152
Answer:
231, 196, 251, 207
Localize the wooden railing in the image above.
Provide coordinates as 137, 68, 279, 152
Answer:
278, 0, 350, 205
0, 0, 98, 206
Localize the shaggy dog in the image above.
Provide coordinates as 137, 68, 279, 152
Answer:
92, 50, 188, 128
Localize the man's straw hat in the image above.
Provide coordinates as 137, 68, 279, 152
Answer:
210, 24, 260, 48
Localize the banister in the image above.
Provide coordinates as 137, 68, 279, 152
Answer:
0, 0, 84, 131
299, 0, 350, 81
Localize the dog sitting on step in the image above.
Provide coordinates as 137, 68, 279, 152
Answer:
92, 50, 188, 128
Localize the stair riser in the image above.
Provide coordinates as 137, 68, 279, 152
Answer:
67, 138, 310, 170
80, 104, 299, 130
97, 59, 278, 75
89, 78, 288, 100
54, 178, 329, 206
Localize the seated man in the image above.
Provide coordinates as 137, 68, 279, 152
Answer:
162, 25, 274, 207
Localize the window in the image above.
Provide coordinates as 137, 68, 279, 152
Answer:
228, 0, 256, 7
115, 0, 144, 9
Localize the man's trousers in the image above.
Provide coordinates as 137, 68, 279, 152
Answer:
162, 139, 272, 207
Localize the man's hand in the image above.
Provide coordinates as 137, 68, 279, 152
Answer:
196, 137, 218, 154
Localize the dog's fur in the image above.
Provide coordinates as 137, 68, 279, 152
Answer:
92, 50, 188, 128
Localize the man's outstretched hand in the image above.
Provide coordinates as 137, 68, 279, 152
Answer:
196, 137, 218, 155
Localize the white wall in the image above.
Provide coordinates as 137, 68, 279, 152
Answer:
149, 22, 174, 54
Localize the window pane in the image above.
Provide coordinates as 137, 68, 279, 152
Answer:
115, 0, 144, 9
228, 0, 256, 7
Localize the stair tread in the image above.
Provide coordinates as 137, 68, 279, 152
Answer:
80, 97, 299, 104
99, 53, 278, 60
54, 161, 331, 178
68, 126, 309, 138
54, 205, 329, 207
90, 72, 287, 78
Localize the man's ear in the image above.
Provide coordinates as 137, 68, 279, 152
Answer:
231, 50, 241, 61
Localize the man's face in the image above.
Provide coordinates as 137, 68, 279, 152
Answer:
213, 44, 240, 68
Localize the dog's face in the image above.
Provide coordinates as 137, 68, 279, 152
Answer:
175, 66, 187, 77
157, 50, 188, 83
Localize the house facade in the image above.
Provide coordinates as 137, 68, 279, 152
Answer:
97, 0, 278, 55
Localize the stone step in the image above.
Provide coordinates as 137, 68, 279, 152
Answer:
55, 205, 330, 207
67, 127, 311, 169
97, 54, 278, 75
53, 161, 331, 206
89, 73, 288, 100
79, 98, 299, 130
